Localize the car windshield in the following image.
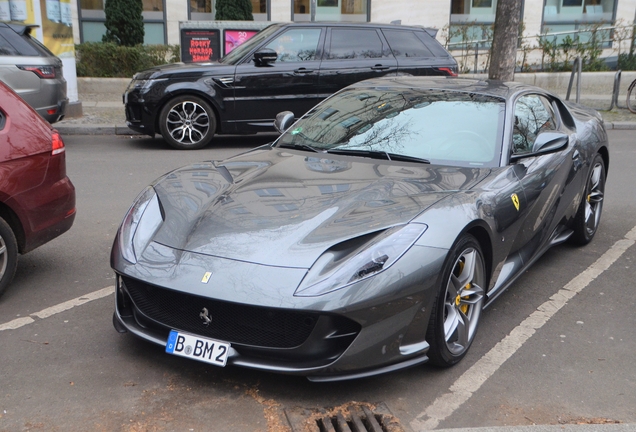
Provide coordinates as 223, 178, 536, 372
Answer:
276, 87, 505, 167
219, 25, 280, 65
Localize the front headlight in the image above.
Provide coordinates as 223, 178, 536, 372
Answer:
134, 78, 167, 91
118, 186, 164, 264
295, 224, 427, 297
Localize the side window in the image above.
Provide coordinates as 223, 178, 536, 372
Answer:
512, 95, 557, 155
0, 33, 18, 56
327, 29, 383, 60
264, 28, 321, 63
0, 29, 39, 56
415, 31, 452, 58
383, 30, 433, 58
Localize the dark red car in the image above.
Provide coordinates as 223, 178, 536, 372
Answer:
0, 81, 75, 297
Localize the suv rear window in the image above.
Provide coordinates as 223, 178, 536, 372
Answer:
327, 29, 384, 60
383, 30, 434, 58
415, 31, 452, 58
0, 27, 40, 57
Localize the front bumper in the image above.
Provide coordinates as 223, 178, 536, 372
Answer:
111, 243, 447, 380
124, 85, 158, 136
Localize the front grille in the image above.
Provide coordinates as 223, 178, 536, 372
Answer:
122, 276, 320, 348
125, 105, 142, 122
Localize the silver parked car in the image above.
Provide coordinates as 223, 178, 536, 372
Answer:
0, 22, 67, 123
112, 77, 608, 381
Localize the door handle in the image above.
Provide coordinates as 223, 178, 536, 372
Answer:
371, 65, 390, 71
294, 68, 314, 74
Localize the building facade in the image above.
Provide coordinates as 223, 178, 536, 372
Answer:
72, 0, 636, 50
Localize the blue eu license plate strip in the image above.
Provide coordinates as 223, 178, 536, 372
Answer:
166, 330, 230, 367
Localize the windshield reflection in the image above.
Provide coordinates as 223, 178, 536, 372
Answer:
277, 87, 505, 167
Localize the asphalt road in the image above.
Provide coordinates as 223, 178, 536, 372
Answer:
0, 131, 634, 432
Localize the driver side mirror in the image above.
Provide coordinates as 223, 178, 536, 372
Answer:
274, 111, 295, 134
254, 48, 277, 66
510, 131, 569, 162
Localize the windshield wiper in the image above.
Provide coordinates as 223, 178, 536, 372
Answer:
386, 153, 430, 164
327, 148, 391, 160
327, 149, 430, 164
278, 143, 322, 153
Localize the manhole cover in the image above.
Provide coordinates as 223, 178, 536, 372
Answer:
285, 402, 405, 432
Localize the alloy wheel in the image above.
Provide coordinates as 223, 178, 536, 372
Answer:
165, 101, 210, 146
443, 247, 485, 355
584, 161, 604, 237
0, 235, 6, 280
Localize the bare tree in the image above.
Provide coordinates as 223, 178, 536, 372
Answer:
488, 0, 522, 81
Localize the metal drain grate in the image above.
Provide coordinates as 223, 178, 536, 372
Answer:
286, 403, 405, 432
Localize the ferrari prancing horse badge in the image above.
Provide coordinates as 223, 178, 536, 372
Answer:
511, 193, 520, 211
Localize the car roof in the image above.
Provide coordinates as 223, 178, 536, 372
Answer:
274, 21, 434, 32
348, 76, 552, 101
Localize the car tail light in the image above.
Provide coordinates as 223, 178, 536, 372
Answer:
435, 67, 458, 77
17, 65, 56, 79
52, 131, 65, 155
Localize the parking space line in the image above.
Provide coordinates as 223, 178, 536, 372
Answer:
411, 225, 636, 431
0, 286, 114, 332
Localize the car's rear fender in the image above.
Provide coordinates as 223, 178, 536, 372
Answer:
0, 201, 25, 252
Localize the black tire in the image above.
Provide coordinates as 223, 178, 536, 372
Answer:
627, 79, 636, 114
0, 216, 18, 298
570, 153, 606, 246
426, 234, 486, 367
159, 95, 216, 150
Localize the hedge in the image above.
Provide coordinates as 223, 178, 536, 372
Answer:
75, 42, 181, 78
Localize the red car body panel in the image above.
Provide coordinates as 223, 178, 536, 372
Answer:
0, 81, 75, 253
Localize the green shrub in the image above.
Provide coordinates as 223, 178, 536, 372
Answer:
215, 0, 253, 20
103, 0, 144, 46
75, 43, 180, 78
618, 53, 636, 70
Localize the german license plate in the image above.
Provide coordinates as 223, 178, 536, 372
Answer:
165, 330, 230, 367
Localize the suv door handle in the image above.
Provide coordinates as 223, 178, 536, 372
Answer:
371, 65, 390, 71
294, 68, 315, 74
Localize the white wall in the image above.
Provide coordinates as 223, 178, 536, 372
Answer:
166, 0, 188, 45
270, 0, 292, 21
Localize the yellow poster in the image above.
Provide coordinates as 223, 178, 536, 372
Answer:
40, 0, 74, 57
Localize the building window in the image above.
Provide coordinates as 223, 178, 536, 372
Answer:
293, 0, 368, 22
78, 0, 166, 44
449, 0, 525, 49
542, 0, 616, 46
251, 0, 268, 21
190, 0, 213, 20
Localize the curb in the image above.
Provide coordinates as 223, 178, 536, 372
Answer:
434, 425, 636, 432
55, 124, 143, 136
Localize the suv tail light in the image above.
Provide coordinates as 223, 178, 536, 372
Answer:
17, 65, 56, 79
52, 131, 65, 155
434, 67, 458, 77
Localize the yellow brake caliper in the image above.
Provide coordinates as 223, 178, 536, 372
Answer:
454, 260, 470, 314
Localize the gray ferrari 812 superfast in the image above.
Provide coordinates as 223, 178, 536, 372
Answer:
111, 77, 608, 381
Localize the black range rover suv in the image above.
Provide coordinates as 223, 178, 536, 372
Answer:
124, 22, 458, 149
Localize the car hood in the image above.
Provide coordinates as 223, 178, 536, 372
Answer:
133, 61, 235, 80
150, 147, 490, 268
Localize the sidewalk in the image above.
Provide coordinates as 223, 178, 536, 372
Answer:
53, 77, 636, 136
